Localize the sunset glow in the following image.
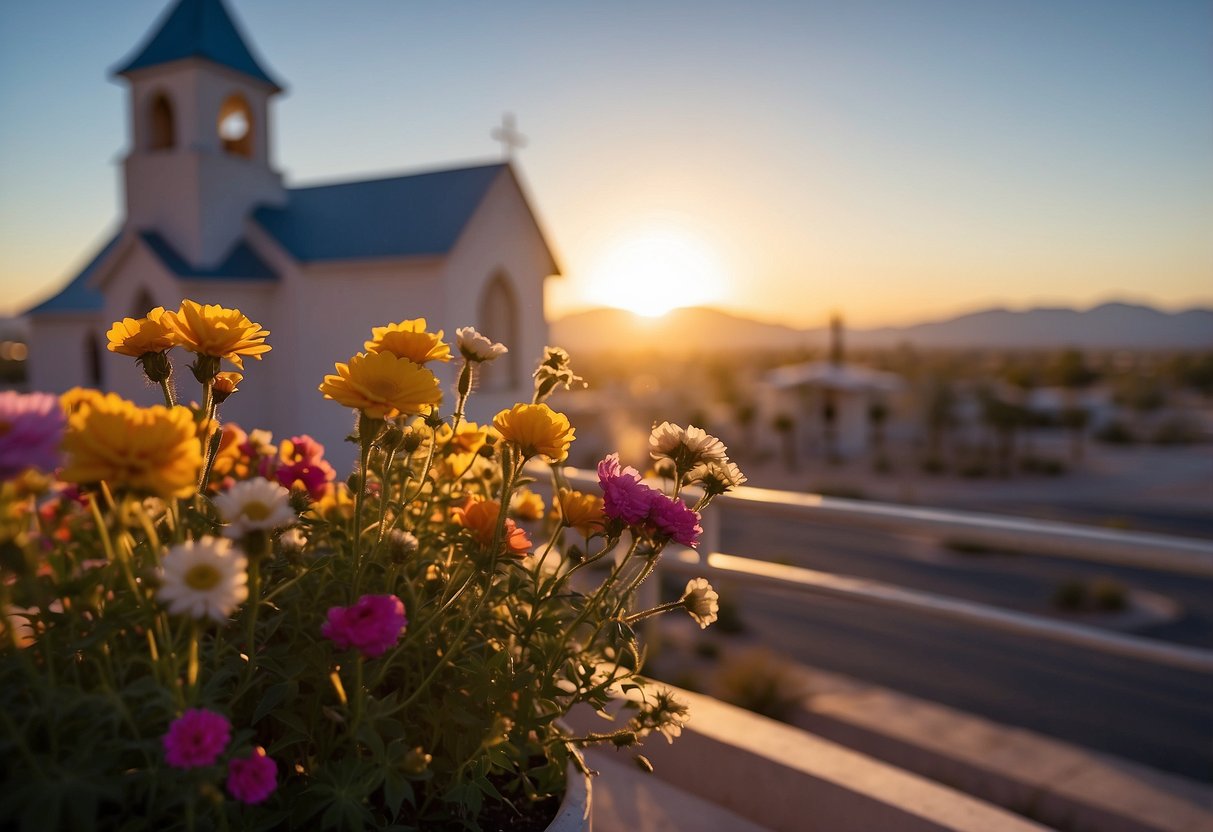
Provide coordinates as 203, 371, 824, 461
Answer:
582, 224, 729, 318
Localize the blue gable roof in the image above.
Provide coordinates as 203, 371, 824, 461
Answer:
115, 0, 281, 90
26, 233, 122, 315
140, 232, 276, 281
253, 164, 508, 262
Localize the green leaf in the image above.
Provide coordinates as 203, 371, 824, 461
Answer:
383, 770, 414, 818
252, 681, 293, 726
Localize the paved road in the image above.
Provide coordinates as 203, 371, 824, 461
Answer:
713, 507, 1213, 782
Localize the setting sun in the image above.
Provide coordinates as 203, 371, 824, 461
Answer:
581, 224, 729, 317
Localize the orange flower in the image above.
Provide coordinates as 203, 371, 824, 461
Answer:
209, 423, 249, 482
319, 351, 442, 419
164, 299, 270, 369
365, 319, 451, 365
212, 371, 242, 403
492, 404, 575, 463
106, 307, 175, 357
452, 496, 530, 557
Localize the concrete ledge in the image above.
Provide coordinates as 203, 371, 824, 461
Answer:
586, 751, 775, 832
573, 688, 1049, 832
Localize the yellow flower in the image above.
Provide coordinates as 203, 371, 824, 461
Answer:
106, 307, 176, 357
365, 319, 452, 365
59, 387, 107, 416
510, 488, 545, 521
434, 420, 492, 456
308, 482, 355, 522
555, 488, 605, 537
319, 351, 442, 419
60, 394, 203, 499
164, 299, 270, 369
492, 403, 575, 462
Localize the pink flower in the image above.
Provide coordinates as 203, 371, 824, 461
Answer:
226, 747, 277, 804
648, 494, 703, 548
275, 435, 335, 500
162, 708, 231, 769
0, 391, 65, 481
323, 594, 407, 658
597, 453, 658, 525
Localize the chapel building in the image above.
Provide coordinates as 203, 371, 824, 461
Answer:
25, 0, 559, 465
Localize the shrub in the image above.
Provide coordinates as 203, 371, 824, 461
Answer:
715, 649, 806, 723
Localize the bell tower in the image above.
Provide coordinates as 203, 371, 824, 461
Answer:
115, 0, 285, 267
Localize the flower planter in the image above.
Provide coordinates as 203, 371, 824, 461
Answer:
545, 761, 592, 832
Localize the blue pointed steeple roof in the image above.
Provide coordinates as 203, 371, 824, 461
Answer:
114, 0, 281, 91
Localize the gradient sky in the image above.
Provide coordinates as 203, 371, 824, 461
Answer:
1, 0, 1210, 327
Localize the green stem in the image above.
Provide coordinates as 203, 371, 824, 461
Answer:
384, 566, 494, 717
243, 558, 261, 679
158, 376, 177, 408
624, 599, 684, 625
350, 656, 365, 737
351, 416, 378, 597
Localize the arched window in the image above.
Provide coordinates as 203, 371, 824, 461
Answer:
149, 93, 175, 150
85, 332, 104, 388
477, 272, 519, 391
217, 94, 253, 158
131, 287, 156, 319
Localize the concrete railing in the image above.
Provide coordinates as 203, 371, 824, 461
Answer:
558, 466, 1213, 577
573, 688, 1052, 832
554, 466, 1213, 673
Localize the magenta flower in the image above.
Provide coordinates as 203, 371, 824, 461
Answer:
226, 747, 277, 804
0, 391, 65, 481
275, 434, 336, 500
597, 453, 657, 525
323, 594, 407, 658
648, 494, 703, 548
162, 708, 231, 769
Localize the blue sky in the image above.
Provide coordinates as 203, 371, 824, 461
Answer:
2, 0, 1210, 326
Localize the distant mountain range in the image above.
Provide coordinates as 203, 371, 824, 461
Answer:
550, 302, 1213, 354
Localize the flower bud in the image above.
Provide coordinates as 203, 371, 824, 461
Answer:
400, 428, 424, 454
610, 731, 638, 748
403, 746, 432, 775
190, 355, 221, 386
137, 350, 173, 384
212, 372, 242, 405
378, 424, 404, 450
387, 529, 419, 563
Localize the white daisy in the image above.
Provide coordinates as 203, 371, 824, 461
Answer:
685, 459, 747, 496
213, 477, 296, 539
455, 327, 508, 362
681, 577, 720, 629
277, 527, 307, 554
649, 422, 728, 469
157, 538, 249, 623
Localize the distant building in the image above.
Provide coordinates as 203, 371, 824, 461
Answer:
759, 315, 905, 460
24, 0, 558, 464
